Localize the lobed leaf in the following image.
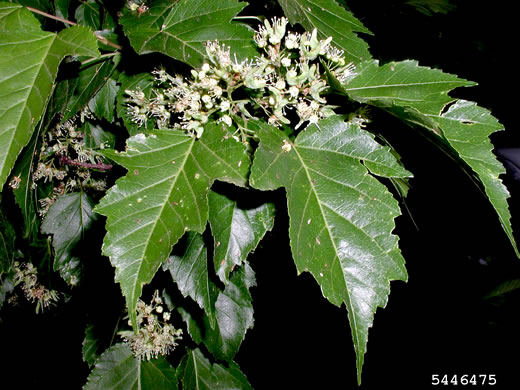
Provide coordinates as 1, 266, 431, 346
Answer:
0, 2, 41, 31
41, 192, 97, 285
88, 77, 119, 123
434, 100, 517, 255
278, 0, 372, 63
95, 124, 250, 329
208, 190, 275, 284
56, 55, 119, 123
250, 116, 411, 384
178, 348, 252, 390
84, 343, 178, 390
165, 230, 256, 360
203, 262, 255, 361
120, 0, 257, 68
0, 11, 99, 188
341, 60, 519, 256
75, 0, 101, 30
163, 232, 216, 326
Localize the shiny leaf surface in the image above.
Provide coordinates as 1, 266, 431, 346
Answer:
203, 262, 255, 361
41, 192, 96, 285
0, 9, 99, 188
341, 60, 518, 256
179, 348, 252, 390
278, 0, 372, 63
163, 232, 215, 326
84, 343, 178, 389
250, 116, 410, 383
120, 0, 256, 68
208, 190, 275, 284
95, 124, 250, 329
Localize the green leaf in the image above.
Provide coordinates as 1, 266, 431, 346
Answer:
54, 0, 72, 20
75, 0, 101, 30
0, 2, 41, 31
485, 278, 520, 299
163, 232, 216, 326
82, 121, 116, 150
140, 357, 178, 390
278, 0, 372, 63
343, 60, 474, 119
177, 306, 204, 344
203, 262, 255, 361
83, 324, 102, 368
88, 77, 119, 123
404, 0, 456, 15
435, 100, 518, 254
41, 191, 96, 285
120, 0, 257, 68
208, 190, 275, 284
341, 60, 518, 256
0, 207, 16, 273
178, 348, 252, 390
165, 229, 256, 360
84, 343, 178, 390
0, 21, 99, 189
250, 116, 410, 384
11, 128, 41, 239
95, 124, 250, 329
57, 56, 119, 123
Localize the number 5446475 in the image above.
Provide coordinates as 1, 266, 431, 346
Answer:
431, 374, 496, 386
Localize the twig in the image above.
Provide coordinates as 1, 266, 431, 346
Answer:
60, 156, 113, 171
26, 6, 123, 50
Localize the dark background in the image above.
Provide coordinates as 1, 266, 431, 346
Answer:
2, 1, 520, 389
237, 1, 520, 389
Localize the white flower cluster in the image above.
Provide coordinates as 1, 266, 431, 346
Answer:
29, 111, 109, 215
119, 290, 183, 361
12, 262, 60, 313
125, 17, 357, 138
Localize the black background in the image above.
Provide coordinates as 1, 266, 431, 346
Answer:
237, 1, 520, 389
2, 1, 520, 389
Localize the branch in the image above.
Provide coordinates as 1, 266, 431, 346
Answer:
60, 156, 113, 171
26, 6, 123, 50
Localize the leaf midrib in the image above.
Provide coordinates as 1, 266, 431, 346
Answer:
0, 32, 55, 174
291, 144, 362, 355
129, 137, 195, 318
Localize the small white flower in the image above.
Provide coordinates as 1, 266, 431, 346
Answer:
220, 115, 232, 127
220, 100, 231, 112
282, 140, 292, 152
288, 86, 299, 98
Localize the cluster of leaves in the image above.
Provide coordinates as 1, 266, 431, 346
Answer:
0, 0, 517, 388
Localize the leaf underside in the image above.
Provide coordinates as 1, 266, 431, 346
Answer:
250, 115, 411, 383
